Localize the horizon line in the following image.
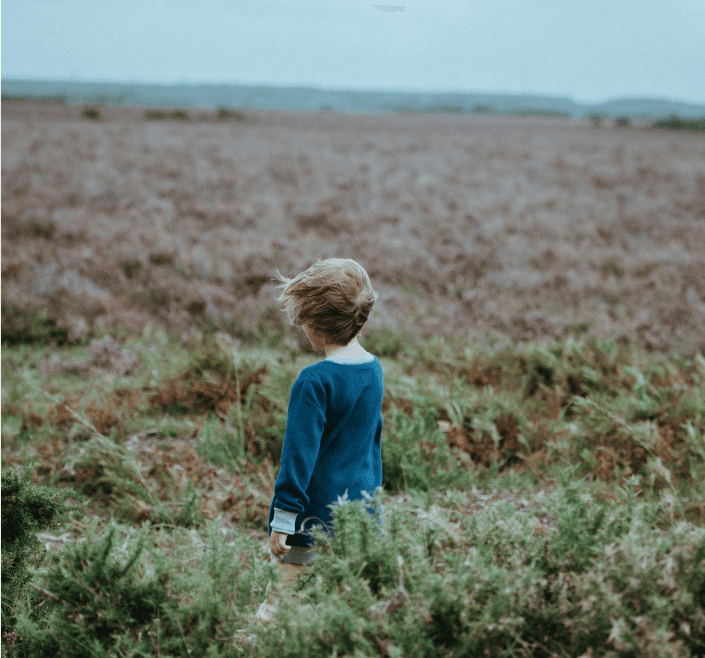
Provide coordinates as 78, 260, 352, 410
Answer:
3, 76, 705, 108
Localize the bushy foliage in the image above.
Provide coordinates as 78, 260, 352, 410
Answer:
144, 109, 190, 120
652, 115, 705, 131
1, 468, 77, 634
5, 484, 704, 657
0, 303, 69, 346
257, 485, 705, 658
2, 332, 704, 657
18, 526, 168, 657
14, 522, 261, 658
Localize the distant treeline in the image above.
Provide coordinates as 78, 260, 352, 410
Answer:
427, 108, 705, 129
85, 102, 705, 130
4, 78, 705, 121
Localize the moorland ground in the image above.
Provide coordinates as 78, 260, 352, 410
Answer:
1, 101, 705, 657
2, 100, 705, 354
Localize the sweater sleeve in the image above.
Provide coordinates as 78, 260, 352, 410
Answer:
272, 376, 327, 529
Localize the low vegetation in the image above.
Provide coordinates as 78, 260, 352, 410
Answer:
652, 115, 705, 132
1, 468, 77, 636
2, 100, 704, 656
1, 326, 704, 656
3, 100, 704, 357
218, 108, 246, 122
144, 109, 190, 120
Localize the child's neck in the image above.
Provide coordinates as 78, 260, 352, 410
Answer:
324, 337, 367, 359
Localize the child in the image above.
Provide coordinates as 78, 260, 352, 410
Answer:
255, 258, 384, 624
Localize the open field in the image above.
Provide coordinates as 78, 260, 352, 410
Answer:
2, 330, 704, 656
2, 101, 705, 657
2, 100, 705, 354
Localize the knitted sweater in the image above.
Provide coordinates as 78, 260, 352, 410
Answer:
268, 351, 384, 549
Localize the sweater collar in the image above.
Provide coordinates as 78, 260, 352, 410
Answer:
325, 351, 374, 364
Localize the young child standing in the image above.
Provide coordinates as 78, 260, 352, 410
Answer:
256, 258, 384, 624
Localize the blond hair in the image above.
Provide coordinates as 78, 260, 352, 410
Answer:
274, 258, 378, 346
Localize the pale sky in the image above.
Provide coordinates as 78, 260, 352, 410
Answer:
2, 0, 705, 104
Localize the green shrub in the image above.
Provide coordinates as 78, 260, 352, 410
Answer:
255, 485, 705, 658
217, 108, 245, 122
16, 522, 262, 658
17, 525, 168, 657
653, 115, 705, 131
0, 303, 69, 346
12, 490, 704, 657
1, 468, 77, 634
143, 109, 189, 121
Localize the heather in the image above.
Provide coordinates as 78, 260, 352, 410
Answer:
2, 100, 705, 355
2, 100, 705, 657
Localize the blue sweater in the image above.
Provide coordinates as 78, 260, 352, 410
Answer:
268, 352, 384, 548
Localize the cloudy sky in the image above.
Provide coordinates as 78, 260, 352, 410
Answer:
3, 0, 704, 103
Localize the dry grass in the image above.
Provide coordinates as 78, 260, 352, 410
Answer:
2, 100, 705, 354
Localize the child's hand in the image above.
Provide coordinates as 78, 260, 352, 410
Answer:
270, 531, 291, 559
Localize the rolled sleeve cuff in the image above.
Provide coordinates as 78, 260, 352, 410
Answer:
271, 508, 298, 535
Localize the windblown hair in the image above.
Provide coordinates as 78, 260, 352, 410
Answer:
274, 258, 378, 346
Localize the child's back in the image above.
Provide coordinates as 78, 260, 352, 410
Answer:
268, 350, 384, 550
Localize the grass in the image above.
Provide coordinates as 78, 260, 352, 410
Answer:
1, 328, 704, 656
